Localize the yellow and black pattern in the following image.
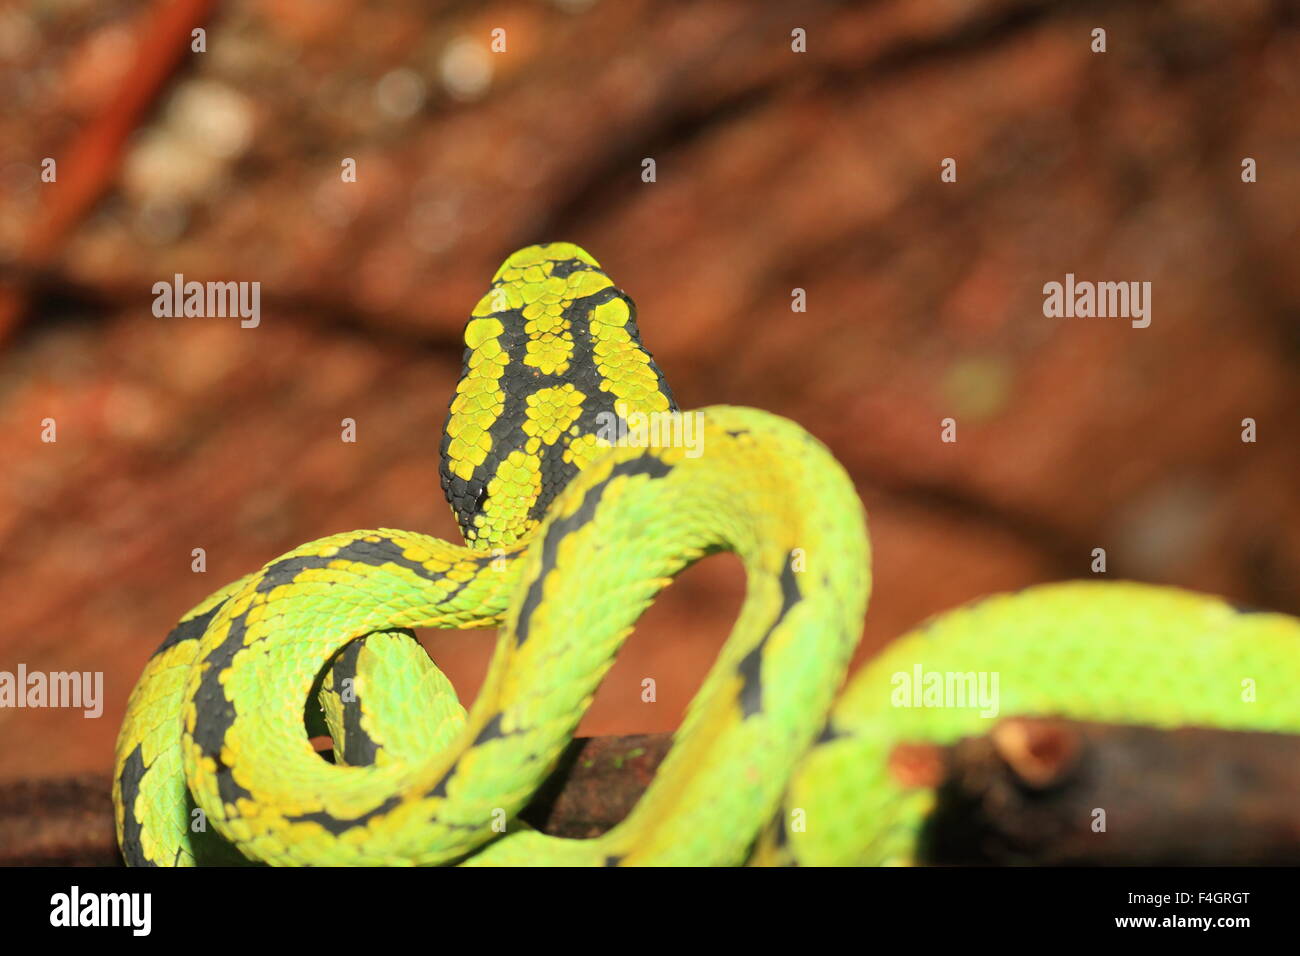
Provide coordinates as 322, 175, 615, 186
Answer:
113, 575, 258, 866
114, 242, 1300, 867
115, 233, 691, 860
439, 242, 676, 548
112, 242, 705, 865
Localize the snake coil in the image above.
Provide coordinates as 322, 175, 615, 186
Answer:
114, 243, 1300, 866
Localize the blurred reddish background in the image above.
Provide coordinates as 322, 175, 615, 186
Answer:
0, 0, 1297, 784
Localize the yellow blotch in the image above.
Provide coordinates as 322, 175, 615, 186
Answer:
588, 297, 670, 412
543, 242, 601, 267
523, 385, 585, 445
464, 317, 503, 349
448, 311, 507, 479
563, 432, 610, 470
567, 270, 613, 298
476, 451, 543, 547
590, 296, 629, 327
493, 245, 547, 281
471, 292, 500, 317
524, 300, 574, 375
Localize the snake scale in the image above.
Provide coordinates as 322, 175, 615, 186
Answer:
113, 242, 1300, 866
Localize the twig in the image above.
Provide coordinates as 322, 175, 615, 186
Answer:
893, 717, 1300, 865
6, 721, 1299, 865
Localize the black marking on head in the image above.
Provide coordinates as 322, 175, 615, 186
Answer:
117, 744, 156, 867
603, 854, 623, 867
736, 553, 804, 719
514, 454, 674, 647
439, 277, 677, 544
527, 432, 578, 528
548, 257, 594, 279
155, 600, 228, 656
286, 795, 403, 836
725, 429, 749, 438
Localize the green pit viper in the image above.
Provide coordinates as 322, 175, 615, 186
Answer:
113, 242, 1300, 866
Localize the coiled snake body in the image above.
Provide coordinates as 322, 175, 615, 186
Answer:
114, 243, 1300, 866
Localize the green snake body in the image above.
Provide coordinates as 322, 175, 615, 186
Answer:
113, 243, 1300, 866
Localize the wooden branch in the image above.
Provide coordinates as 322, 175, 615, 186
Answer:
518, 733, 672, 838
891, 717, 1300, 865
0, 775, 121, 867
0, 734, 673, 865
4, 721, 1298, 865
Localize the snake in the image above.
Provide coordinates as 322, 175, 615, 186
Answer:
113, 242, 1300, 866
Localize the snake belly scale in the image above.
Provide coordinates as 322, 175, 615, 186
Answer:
113, 242, 1300, 867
